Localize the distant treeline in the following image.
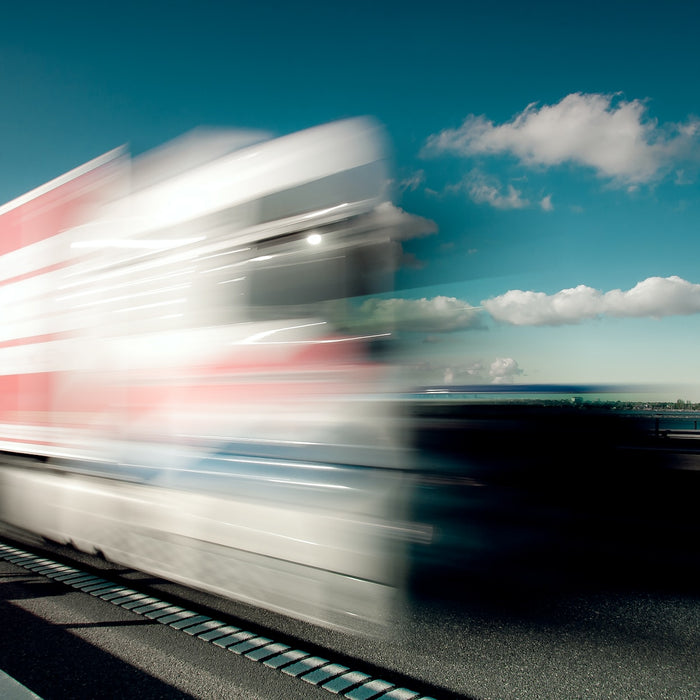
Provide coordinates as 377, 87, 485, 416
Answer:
491, 399, 700, 411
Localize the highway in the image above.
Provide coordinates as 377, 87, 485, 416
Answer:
1, 533, 699, 700
2, 405, 700, 699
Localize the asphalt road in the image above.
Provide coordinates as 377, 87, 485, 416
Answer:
0, 557, 335, 700
1, 537, 699, 700
2, 406, 700, 699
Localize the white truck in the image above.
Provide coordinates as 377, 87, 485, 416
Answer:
0, 118, 428, 632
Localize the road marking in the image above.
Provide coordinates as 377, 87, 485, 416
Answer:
0, 670, 42, 700
0, 541, 438, 699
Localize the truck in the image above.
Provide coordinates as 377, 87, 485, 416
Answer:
0, 118, 429, 633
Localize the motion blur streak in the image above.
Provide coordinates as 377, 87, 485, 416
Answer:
0, 119, 428, 634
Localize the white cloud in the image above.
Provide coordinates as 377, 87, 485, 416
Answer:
444, 361, 486, 382
358, 295, 483, 332
410, 358, 524, 386
482, 275, 700, 326
489, 357, 524, 383
465, 361, 485, 377
451, 170, 529, 209
540, 194, 554, 211
374, 202, 437, 239
425, 93, 700, 185
398, 169, 426, 192
469, 181, 528, 209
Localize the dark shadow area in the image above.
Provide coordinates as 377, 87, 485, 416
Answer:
0, 560, 462, 700
0, 596, 196, 700
57, 619, 159, 629
408, 402, 700, 607
0, 577, 72, 600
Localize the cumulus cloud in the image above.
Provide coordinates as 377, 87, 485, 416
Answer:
482, 275, 700, 326
489, 357, 524, 383
357, 295, 483, 333
450, 170, 529, 209
374, 201, 437, 239
448, 170, 553, 211
425, 93, 700, 185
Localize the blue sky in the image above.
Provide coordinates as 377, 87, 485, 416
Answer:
3, 1, 700, 396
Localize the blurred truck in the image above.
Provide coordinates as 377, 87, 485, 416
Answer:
0, 118, 428, 632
